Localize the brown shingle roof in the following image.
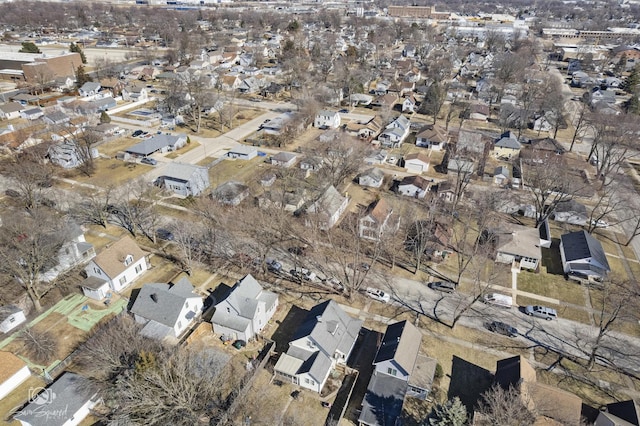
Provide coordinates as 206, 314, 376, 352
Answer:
92, 236, 147, 279
369, 198, 392, 224
405, 152, 431, 164
0, 352, 27, 383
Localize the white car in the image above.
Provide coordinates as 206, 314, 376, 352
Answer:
590, 219, 610, 228
365, 287, 390, 303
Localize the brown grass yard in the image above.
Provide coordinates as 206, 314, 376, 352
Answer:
0, 375, 46, 425
517, 271, 586, 306
208, 156, 267, 189
63, 158, 152, 188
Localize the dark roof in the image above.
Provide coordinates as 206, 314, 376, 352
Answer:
607, 400, 640, 425
539, 219, 550, 242
358, 374, 408, 426
560, 230, 610, 271
14, 372, 97, 426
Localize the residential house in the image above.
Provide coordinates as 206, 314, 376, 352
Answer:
258, 189, 306, 212
359, 321, 436, 426
402, 95, 417, 113
407, 219, 452, 260
0, 352, 30, 400
493, 131, 522, 159
378, 115, 411, 148
306, 185, 349, 230
52, 76, 75, 92
156, 162, 210, 197
520, 137, 565, 164
211, 181, 250, 206
359, 198, 397, 241
211, 274, 279, 341
130, 277, 203, 339
490, 356, 583, 426
20, 107, 43, 121
416, 125, 448, 151
126, 134, 187, 157
259, 172, 276, 188
372, 92, 398, 110
364, 149, 388, 166
41, 223, 95, 283
271, 152, 298, 168
314, 110, 341, 129
274, 300, 363, 393
0, 306, 26, 333
491, 224, 542, 270
397, 175, 431, 199
48, 140, 99, 169
0, 103, 24, 120
72, 97, 117, 114
43, 111, 70, 126
435, 180, 456, 203
85, 236, 149, 293
78, 81, 101, 98
122, 84, 149, 102
493, 166, 510, 186
358, 168, 386, 188
300, 156, 324, 172
404, 152, 430, 173
221, 75, 242, 91
14, 372, 99, 426
344, 116, 382, 140
553, 200, 588, 226
595, 400, 640, 426
225, 145, 258, 160
99, 77, 125, 97
560, 230, 611, 280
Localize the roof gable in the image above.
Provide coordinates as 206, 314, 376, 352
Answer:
92, 236, 146, 279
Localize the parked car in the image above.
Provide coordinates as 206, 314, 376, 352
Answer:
131, 130, 143, 137
365, 287, 390, 303
338, 109, 349, 113
488, 321, 518, 337
232, 340, 246, 350
156, 228, 174, 241
288, 246, 308, 256
525, 305, 558, 321
290, 267, 317, 282
266, 259, 283, 273
4, 189, 20, 198
322, 277, 344, 291
140, 157, 157, 165
429, 281, 456, 293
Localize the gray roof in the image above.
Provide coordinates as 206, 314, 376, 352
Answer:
161, 162, 207, 183
358, 373, 408, 426
272, 151, 297, 163
292, 300, 362, 357
126, 134, 185, 156
44, 111, 69, 123
0, 102, 23, 114
80, 276, 108, 290
211, 275, 278, 333
0, 305, 22, 322
80, 81, 101, 92
22, 107, 43, 115
561, 230, 610, 272
130, 278, 201, 328
374, 321, 422, 375
457, 130, 485, 153
360, 168, 385, 182
494, 166, 510, 177
212, 181, 249, 202
307, 185, 347, 218
495, 131, 521, 149
14, 372, 97, 426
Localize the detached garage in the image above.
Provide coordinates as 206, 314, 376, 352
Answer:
404, 152, 430, 173
0, 352, 30, 400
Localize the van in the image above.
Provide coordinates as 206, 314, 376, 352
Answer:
525, 305, 558, 321
429, 281, 456, 293
483, 293, 513, 308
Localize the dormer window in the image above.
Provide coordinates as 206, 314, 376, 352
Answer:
124, 254, 133, 266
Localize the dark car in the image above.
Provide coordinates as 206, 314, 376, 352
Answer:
232, 340, 246, 350
288, 246, 308, 256
131, 130, 144, 137
488, 321, 518, 337
338, 109, 349, 113
156, 228, 174, 241
266, 259, 283, 273
140, 157, 157, 166
429, 281, 456, 293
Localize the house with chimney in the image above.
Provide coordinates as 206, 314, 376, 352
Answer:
84, 236, 149, 293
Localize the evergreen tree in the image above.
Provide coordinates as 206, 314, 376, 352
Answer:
70, 42, 87, 64
623, 65, 640, 94
100, 111, 111, 123
75, 65, 92, 88
428, 397, 468, 426
19, 42, 41, 54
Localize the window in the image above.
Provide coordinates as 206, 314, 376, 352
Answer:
119, 276, 127, 286
135, 264, 142, 274
9, 317, 15, 323
305, 378, 310, 384
387, 368, 397, 376
177, 320, 182, 329
185, 302, 189, 309
124, 255, 133, 266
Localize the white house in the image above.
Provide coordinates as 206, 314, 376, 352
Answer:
0, 307, 26, 334
0, 102, 24, 120
84, 236, 149, 293
274, 300, 362, 393
14, 372, 99, 426
225, 145, 258, 160
378, 115, 411, 148
20, 107, 43, 121
560, 230, 611, 280
211, 274, 279, 341
48, 140, 99, 170
41, 224, 96, 283
306, 185, 349, 230
80, 276, 111, 301
271, 152, 298, 168
314, 110, 341, 129
397, 175, 431, 199
0, 352, 30, 400
156, 162, 210, 197
402, 96, 417, 113
494, 224, 542, 270
416, 125, 448, 151
358, 168, 385, 188
78, 81, 101, 98
404, 152, 430, 173
130, 277, 203, 340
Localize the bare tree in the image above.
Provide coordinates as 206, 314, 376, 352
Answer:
0, 211, 71, 311
70, 186, 115, 228
475, 384, 534, 426
314, 136, 372, 188
19, 327, 59, 364
1, 146, 54, 210
569, 101, 588, 152
111, 179, 162, 241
